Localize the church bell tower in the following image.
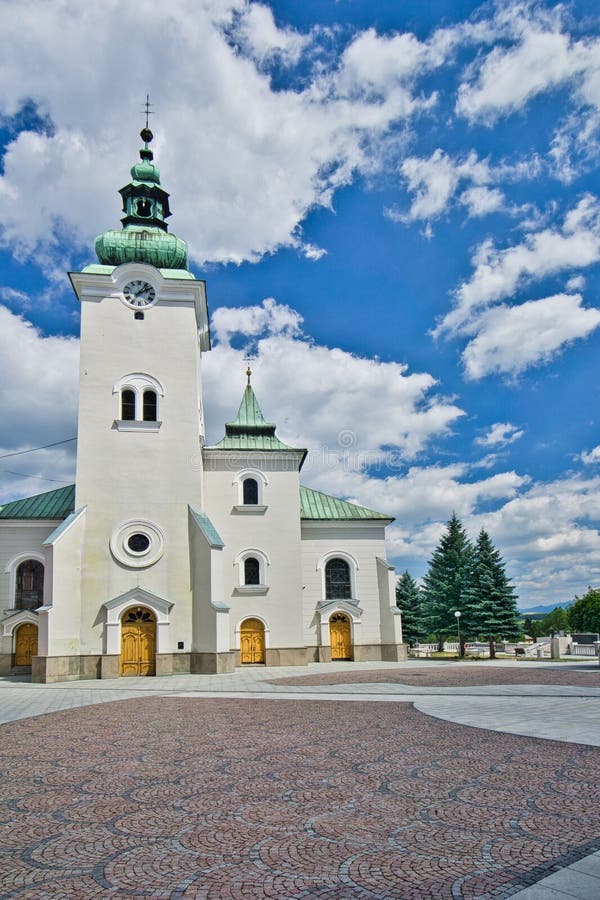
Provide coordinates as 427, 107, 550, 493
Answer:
68, 122, 210, 632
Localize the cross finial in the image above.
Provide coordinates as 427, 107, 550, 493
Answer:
244, 355, 253, 386
142, 94, 154, 130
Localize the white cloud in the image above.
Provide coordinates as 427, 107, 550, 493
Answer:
232, 2, 310, 65
439, 195, 600, 337
476, 422, 524, 447
456, 6, 600, 124
0, 305, 78, 501
204, 298, 465, 461
462, 293, 600, 380
459, 185, 504, 217
0, 0, 455, 270
397, 149, 536, 223
566, 274, 586, 291
581, 446, 600, 465
211, 298, 303, 345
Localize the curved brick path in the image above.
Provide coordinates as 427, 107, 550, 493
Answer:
1, 696, 599, 899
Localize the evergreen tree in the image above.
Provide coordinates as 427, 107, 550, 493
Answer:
464, 529, 520, 658
422, 513, 473, 649
396, 570, 427, 646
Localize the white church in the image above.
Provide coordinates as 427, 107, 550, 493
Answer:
0, 126, 404, 682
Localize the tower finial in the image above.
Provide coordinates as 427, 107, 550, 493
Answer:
140, 94, 154, 160
246, 366, 252, 386
143, 93, 153, 130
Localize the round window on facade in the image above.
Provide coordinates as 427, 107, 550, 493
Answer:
127, 533, 151, 554
110, 520, 165, 568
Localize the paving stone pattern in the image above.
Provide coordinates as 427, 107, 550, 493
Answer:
269, 665, 600, 689
1, 697, 599, 899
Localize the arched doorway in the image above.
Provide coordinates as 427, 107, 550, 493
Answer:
329, 613, 352, 660
15, 623, 38, 667
121, 607, 156, 676
240, 618, 265, 664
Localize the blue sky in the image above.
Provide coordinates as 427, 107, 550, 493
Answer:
0, 0, 599, 608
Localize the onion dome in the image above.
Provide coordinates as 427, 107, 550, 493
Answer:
94, 125, 188, 270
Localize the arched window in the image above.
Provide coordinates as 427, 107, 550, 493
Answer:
242, 478, 259, 505
15, 560, 44, 611
143, 390, 157, 422
244, 557, 261, 586
325, 558, 351, 600
121, 389, 136, 420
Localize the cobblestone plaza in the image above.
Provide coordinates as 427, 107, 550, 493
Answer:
0, 661, 598, 898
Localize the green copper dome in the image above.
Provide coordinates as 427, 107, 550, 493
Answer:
94, 126, 188, 270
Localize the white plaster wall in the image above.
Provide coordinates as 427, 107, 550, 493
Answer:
43, 511, 85, 656
203, 451, 305, 650
300, 523, 389, 647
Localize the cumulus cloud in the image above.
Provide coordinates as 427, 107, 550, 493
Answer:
581, 446, 600, 465
232, 2, 310, 65
394, 148, 540, 223
0, 0, 457, 270
476, 422, 524, 447
437, 195, 600, 338
204, 298, 465, 461
461, 293, 600, 380
0, 305, 78, 501
456, 6, 600, 124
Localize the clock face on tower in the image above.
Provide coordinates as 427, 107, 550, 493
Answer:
123, 280, 156, 307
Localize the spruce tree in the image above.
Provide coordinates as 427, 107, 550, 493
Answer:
422, 513, 473, 649
396, 570, 427, 646
464, 529, 520, 658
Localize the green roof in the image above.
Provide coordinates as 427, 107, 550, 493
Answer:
0, 482, 390, 524
300, 486, 392, 521
210, 383, 305, 456
0, 485, 75, 520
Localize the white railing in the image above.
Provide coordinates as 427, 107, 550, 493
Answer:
570, 643, 598, 657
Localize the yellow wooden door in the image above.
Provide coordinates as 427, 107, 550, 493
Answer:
330, 613, 352, 660
15, 623, 38, 666
240, 618, 265, 664
121, 609, 156, 676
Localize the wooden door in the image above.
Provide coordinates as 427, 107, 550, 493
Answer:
330, 613, 352, 660
121, 608, 156, 676
240, 618, 265, 664
15, 623, 38, 666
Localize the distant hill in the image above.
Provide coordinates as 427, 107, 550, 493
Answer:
519, 600, 574, 615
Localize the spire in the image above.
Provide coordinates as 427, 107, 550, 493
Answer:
228, 382, 276, 436
94, 100, 188, 270
209, 374, 304, 454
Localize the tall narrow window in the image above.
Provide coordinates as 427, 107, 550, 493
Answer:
325, 558, 351, 600
242, 478, 259, 505
143, 390, 157, 422
244, 557, 261, 585
121, 389, 136, 420
15, 560, 44, 610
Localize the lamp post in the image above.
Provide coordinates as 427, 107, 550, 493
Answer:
454, 610, 462, 657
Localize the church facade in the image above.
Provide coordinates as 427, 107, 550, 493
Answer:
0, 127, 404, 682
